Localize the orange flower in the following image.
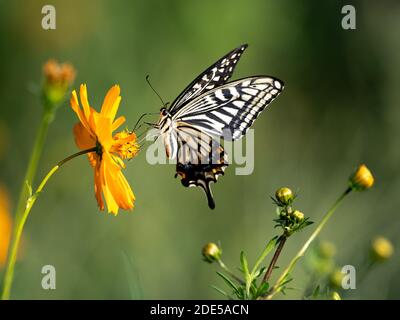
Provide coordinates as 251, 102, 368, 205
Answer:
70, 84, 139, 215
0, 185, 12, 268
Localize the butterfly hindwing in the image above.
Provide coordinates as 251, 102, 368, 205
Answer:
175, 126, 228, 209
168, 44, 248, 113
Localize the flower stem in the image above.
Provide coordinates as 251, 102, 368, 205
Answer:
14, 110, 53, 222
217, 260, 245, 285
1, 147, 96, 300
264, 187, 352, 300
262, 235, 287, 284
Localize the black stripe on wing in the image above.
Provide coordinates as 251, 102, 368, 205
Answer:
175, 76, 284, 140
174, 125, 228, 209
168, 44, 248, 114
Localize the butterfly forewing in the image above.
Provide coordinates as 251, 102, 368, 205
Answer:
168, 44, 248, 114
173, 76, 284, 140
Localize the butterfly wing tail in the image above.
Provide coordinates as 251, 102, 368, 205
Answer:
199, 179, 216, 210
175, 162, 227, 210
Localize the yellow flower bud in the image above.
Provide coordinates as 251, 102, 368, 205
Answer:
371, 237, 394, 262
329, 269, 344, 289
349, 164, 374, 191
275, 187, 294, 205
292, 210, 304, 222
330, 291, 341, 300
318, 241, 337, 259
202, 243, 222, 263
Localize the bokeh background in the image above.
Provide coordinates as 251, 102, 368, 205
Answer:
0, 0, 399, 299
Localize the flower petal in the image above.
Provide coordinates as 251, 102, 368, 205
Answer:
102, 153, 135, 213
100, 157, 120, 214
73, 123, 96, 151
95, 115, 114, 150
70, 90, 92, 134
112, 116, 126, 132
79, 84, 91, 120
100, 85, 121, 122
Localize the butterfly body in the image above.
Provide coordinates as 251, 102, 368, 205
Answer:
155, 44, 284, 209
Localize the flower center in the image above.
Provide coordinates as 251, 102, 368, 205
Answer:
95, 140, 103, 159
112, 130, 139, 160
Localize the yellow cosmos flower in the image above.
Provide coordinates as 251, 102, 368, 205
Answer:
0, 185, 12, 268
70, 84, 139, 215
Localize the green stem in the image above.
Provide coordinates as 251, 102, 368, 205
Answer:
218, 260, 245, 285
1, 147, 96, 300
14, 110, 53, 222
264, 187, 352, 300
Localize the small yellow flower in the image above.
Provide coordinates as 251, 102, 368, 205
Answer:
292, 210, 304, 222
275, 187, 294, 205
371, 237, 394, 261
43, 59, 76, 106
202, 243, 222, 263
349, 164, 374, 191
71, 84, 139, 215
0, 185, 12, 268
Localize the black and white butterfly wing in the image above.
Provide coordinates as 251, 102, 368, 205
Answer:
172, 76, 284, 140
174, 125, 228, 209
168, 44, 248, 114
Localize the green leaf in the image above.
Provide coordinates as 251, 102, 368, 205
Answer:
311, 285, 320, 299
240, 251, 252, 298
211, 285, 231, 299
257, 282, 270, 297
240, 251, 250, 276
253, 267, 266, 279
216, 271, 240, 296
250, 236, 278, 276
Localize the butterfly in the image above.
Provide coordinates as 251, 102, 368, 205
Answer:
155, 44, 284, 209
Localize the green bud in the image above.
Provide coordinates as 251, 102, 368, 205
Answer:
329, 269, 344, 289
42, 59, 76, 108
318, 241, 337, 259
371, 237, 394, 262
292, 210, 304, 222
330, 291, 341, 300
202, 243, 222, 263
275, 187, 294, 205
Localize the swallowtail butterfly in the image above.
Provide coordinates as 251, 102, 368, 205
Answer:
156, 44, 284, 209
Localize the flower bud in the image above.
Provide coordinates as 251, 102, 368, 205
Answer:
317, 241, 337, 259
275, 187, 294, 205
330, 291, 341, 300
42, 59, 76, 107
349, 164, 374, 191
371, 237, 394, 262
202, 243, 222, 263
292, 210, 304, 222
329, 269, 344, 289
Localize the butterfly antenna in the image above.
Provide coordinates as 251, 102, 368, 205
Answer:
146, 75, 168, 108
133, 112, 157, 131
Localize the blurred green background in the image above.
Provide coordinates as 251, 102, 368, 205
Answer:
0, 0, 399, 299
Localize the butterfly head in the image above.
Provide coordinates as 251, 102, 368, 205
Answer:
157, 107, 173, 133
160, 107, 170, 117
